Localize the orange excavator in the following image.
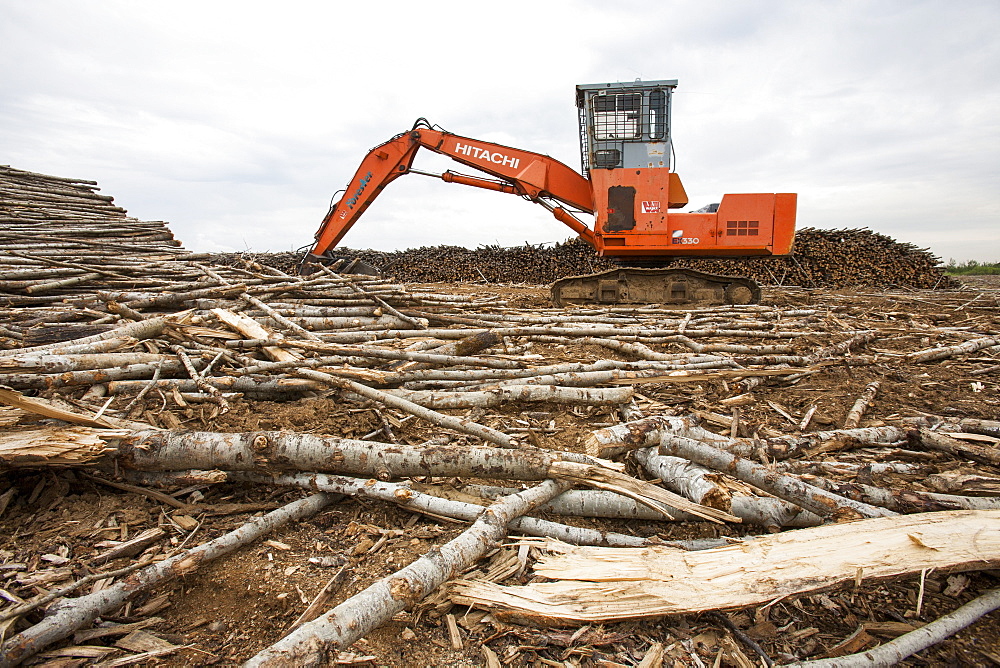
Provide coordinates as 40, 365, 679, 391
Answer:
305, 79, 797, 306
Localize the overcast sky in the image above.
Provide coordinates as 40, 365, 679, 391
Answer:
2, 0, 998, 263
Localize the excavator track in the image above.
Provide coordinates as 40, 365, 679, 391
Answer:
550, 267, 761, 307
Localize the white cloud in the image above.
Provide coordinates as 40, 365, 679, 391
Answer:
1, 0, 997, 261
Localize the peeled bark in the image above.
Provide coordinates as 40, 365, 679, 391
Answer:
658, 434, 895, 520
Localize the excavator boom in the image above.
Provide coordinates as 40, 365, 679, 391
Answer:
308, 121, 596, 260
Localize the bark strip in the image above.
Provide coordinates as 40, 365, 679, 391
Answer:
658, 434, 895, 520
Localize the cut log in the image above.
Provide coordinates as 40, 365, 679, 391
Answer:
633, 447, 733, 510
842, 381, 880, 429
658, 434, 895, 520
212, 308, 301, 363
244, 480, 569, 667
386, 384, 634, 409
0, 493, 334, 668
126, 470, 654, 548
115, 429, 599, 480
450, 510, 1000, 625
907, 336, 1000, 363
783, 587, 1000, 667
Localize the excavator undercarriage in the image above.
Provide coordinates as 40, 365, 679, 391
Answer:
550, 267, 760, 307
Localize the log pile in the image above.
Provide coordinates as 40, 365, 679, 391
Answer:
0, 264, 998, 664
0, 166, 471, 349
215, 228, 957, 289
673, 227, 958, 290
1, 166, 998, 665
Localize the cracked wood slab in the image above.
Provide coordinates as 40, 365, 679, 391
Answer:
451, 510, 1000, 625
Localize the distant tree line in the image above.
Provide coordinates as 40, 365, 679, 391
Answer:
945, 259, 1000, 275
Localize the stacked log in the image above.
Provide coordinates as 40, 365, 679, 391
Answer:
0, 165, 202, 311
0, 166, 465, 348
673, 228, 958, 290
0, 165, 185, 257
220, 229, 955, 289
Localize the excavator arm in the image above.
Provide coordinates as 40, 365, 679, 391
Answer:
308, 120, 596, 260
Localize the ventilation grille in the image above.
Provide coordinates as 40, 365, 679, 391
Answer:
726, 220, 759, 236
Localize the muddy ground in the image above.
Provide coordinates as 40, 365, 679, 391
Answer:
2, 277, 999, 666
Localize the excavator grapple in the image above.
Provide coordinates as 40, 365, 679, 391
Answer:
304, 79, 796, 307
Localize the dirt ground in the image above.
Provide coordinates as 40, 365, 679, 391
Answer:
2, 277, 1000, 666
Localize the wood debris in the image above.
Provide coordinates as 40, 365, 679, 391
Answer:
1, 166, 999, 665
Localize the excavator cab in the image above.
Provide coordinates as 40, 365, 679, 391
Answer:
576, 79, 678, 175
571, 80, 795, 265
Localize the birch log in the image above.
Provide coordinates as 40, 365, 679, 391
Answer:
116, 430, 596, 480
915, 427, 1000, 466
658, 435, 895, 520
450, 510, 1000, 625
802, 474, 1000, 513
0, 316, 169, 358
633, 447, 733, 510
244, 480, 570, 667
784, 587, 1000, 668
584, 415, 709, 459
466, 483, 820, 529
843, 381, 880, 429
131, 470, 653, 548
296, 369, 515, 448
907, 336, 1000, 363
386, 384, 634, 409
0, 493, 334, 668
